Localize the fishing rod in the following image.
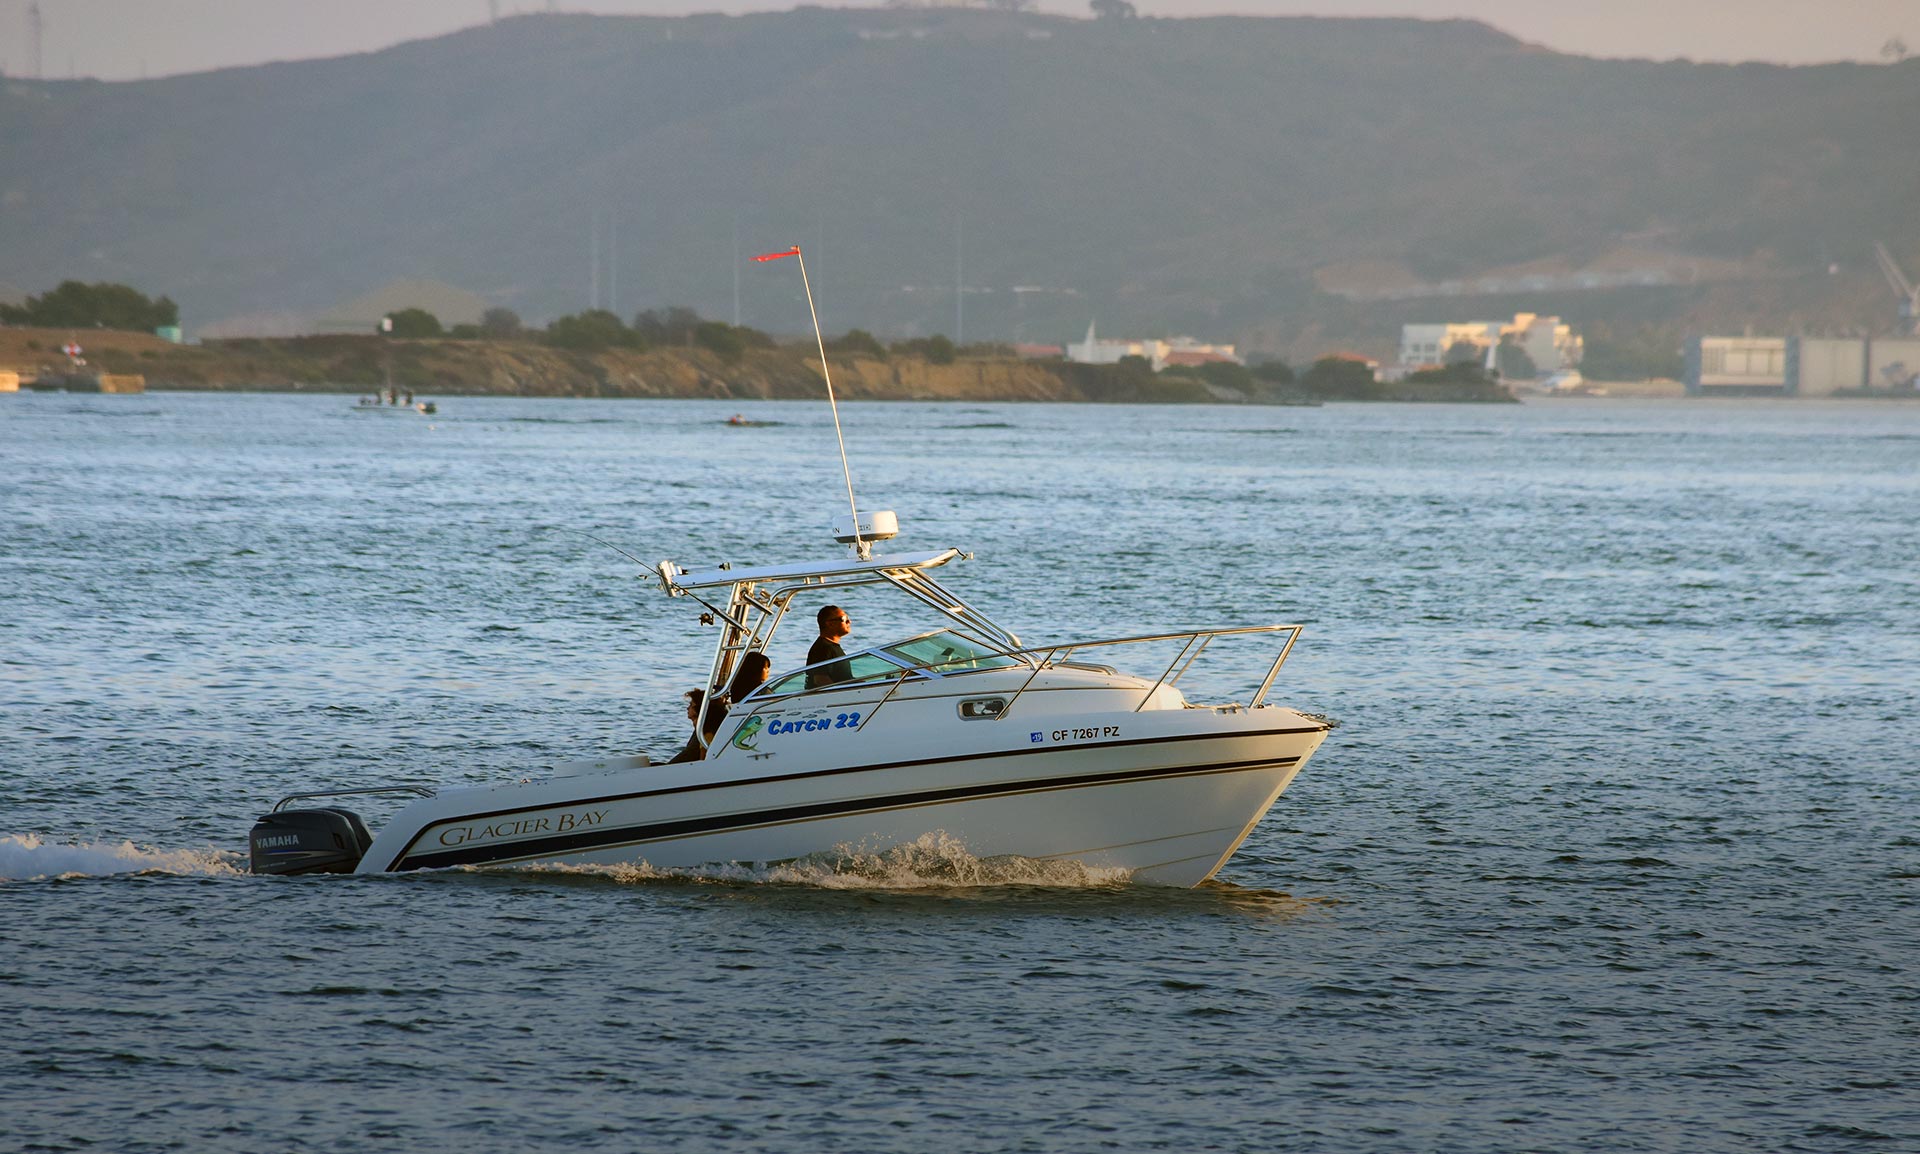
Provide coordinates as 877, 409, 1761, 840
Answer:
575, 530, 745, 631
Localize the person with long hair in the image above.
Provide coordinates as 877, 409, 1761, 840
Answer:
665, 687, 723, 764
726, 651, 773, 706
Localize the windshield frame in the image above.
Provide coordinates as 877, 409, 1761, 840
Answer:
878, 629, 1028, 676
741, 630, 1029, 703
748, 650, 917, 701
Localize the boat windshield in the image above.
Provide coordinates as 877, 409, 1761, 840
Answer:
749, 632, 1022, 700
882, 631, 1023, 674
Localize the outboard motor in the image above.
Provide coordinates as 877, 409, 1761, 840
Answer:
249, 808, 374, 875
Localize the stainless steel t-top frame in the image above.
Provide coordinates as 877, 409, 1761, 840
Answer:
659, 549, 1019, 752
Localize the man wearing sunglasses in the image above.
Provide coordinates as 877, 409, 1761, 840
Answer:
805, 605, 854, 690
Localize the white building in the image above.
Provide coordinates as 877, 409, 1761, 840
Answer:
1685, 336, 1787, 395
1065, 323, 1240, 370
1398, 313, 1583, 376
1788, 336, 1920, 395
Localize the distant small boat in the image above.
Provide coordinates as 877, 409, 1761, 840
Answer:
723, 413, 776, 428
1537, 369, 1594, 396
23, 342, 144, 393
353, 393, 436, 415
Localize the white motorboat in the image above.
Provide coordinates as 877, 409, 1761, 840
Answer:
249, 244, 1329, 887
250, 523, 1328, 887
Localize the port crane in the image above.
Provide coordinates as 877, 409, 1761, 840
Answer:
1873, 242, 1920, 336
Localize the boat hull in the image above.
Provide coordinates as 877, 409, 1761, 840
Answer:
358, 711, 1326, 887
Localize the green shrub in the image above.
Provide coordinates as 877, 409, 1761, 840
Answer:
889, 334, 959, 364
546, 309, 645, 352
1250, 359, 1295, 384
1300, 356, 1383, 400
480, 308, 523, 339
826, 329, 889, 359
383, 308, 443, 338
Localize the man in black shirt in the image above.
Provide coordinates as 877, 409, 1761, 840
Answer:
805, 604, 853, 689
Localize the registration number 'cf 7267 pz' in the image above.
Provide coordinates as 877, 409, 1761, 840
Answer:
1051, 727, 1120, 741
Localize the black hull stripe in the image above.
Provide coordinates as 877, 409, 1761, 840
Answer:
392, 754, 1302, 872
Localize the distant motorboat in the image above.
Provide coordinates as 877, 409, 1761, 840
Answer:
248, 531, 1328, 887
1534, 369, 1605, 396
23, 341, 144, 393
353, 392, 436, 415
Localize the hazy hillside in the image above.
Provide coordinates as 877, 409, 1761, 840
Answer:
2, 9, 1916, 363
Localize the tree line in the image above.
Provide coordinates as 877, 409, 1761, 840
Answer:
380, 305, 781, 362
0, 281, 179, 331
383, 306, 1005, 366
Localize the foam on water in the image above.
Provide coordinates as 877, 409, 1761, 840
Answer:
504, 831, 1135, 890
0, 832, 1130, 888
0, 833, 243, 881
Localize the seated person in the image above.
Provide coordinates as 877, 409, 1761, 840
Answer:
665, 687, 723, 764
804, 605, 854, 690
726, 652, 772, 706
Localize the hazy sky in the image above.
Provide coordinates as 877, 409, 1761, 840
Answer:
4, 0, 1916, 80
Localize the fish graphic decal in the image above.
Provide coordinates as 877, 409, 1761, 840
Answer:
731, 714, 766, 752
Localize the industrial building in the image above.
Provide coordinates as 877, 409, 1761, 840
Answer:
1788, 337, 1920, 394
1684, 336, 1788, 395
1684, 335, 1920, 396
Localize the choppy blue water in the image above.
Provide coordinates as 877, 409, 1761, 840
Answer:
2, 392, 1916, 1152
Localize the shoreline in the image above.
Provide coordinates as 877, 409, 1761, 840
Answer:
0, 327, 1519, 406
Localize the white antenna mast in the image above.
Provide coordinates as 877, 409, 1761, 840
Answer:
752, 245, 868, 558
28, 2, 44, 79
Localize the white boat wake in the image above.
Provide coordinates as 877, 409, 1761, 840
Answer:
0, 833, 243, 881
503, 832, 1135, 890
0, 830, 1125, 890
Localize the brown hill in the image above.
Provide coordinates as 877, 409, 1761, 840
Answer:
1, 9, 1914, 377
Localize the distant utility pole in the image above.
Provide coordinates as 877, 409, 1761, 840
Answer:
732, 215, 742, 326
955, 215, 964, 345
588, 209, 600, 309
608, 211, 619, 316
28, 2, 43, 79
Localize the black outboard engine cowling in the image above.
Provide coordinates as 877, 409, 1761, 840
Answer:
250, 808, 374, 875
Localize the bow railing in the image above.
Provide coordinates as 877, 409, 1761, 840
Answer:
996, 623, 1305, 717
